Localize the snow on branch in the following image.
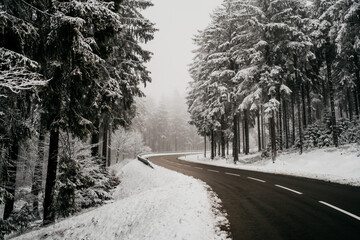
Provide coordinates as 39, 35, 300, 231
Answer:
240, 87, 262, 110
280, 84, 292, 95
232, 66, 257, 83
263, 98, 280, 118
0, 48, 46, 94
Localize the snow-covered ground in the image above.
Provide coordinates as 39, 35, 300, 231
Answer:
12, 159, 229, 240
180, 144, 360, 186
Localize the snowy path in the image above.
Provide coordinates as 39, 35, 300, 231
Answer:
13, 160, 229, 240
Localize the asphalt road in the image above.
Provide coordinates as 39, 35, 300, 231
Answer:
148, 154, 360, 240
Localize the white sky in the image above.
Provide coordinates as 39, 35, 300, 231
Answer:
142, 0, 222, 101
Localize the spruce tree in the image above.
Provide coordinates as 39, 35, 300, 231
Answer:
14, 0, 156, 224
0, 0, 46, 219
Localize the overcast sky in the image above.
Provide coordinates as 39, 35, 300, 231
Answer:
142, 0, 222, 101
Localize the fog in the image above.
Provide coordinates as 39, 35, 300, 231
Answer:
142, 0, 223, 102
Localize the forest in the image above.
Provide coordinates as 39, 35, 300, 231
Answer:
1, 0, 360, 238
135, 94, 204, 153
187, 0, 360, 162
0, 0, 156, 236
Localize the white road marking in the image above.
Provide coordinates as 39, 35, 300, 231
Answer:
275, 184, 303, 195
319, 201, 360, 221
247, 177, 266, 183
194, 167, 203, 170
207, 169, 219, 173
225, 172, 240, 177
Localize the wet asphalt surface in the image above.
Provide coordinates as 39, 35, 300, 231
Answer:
148, 154, 360, 240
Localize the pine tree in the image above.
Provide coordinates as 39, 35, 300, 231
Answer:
188, 0, 266, 158
0, 0, 47, 220
188, 0, 359, 161
334, 1, 360, 118
312, 0, 343, 147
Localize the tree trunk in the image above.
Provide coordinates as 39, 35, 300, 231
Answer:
3, 140, 19, 220
347, 88, 353, 121
301, 83, 307, 129
221, 116, 225, 158
344, 100, 349, 118
283, 100, 289, 149
43, 85, 62, 225
43, 128, 60, 224
297, 92, 303, 154
91, 132, 99, 157
233, 114, 239, 163
278, 95, 283, 151
211, 129, 215, 160
107, 122, 112, 167
322, 76, 328, 108
204, 135, 206, 158
326, 53, 338, 147
31, 124, 45, 218
226, 139, 229, 156
353, 53, 360, 118
242, 119, 246, 154
294, 54, 303, 154
261, 106, 265, 149
354, 90, 359, 119
244, 109, 249, 155
102, 120, 108, 165
306, 81, 312, 125
270, 113, 276, 162
238, 112, 241, 154
291, 94, 296, 146
339, 104, 344, 118
217, 137, 221, 156
232, 132, 235, 158
257, 110, 261, 152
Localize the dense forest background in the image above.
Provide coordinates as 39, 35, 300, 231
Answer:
187, 0, 360, 161
135, 93, 203, 153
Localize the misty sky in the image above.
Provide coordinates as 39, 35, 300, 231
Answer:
142, 0, 222, 101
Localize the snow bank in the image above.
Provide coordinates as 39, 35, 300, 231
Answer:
13, 159, 229, 240
180, 144, 360, 186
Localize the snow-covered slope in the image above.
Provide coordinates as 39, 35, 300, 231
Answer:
180, 144, 360, 186
13, 160, 229, 240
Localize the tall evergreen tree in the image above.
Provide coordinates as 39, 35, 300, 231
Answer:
0, 0, 46, 219
7, 0, 156, 224
188, 0, 360, 160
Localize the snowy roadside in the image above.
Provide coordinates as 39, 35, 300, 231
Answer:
12, 159, 230, 240
179, 144, 360, 187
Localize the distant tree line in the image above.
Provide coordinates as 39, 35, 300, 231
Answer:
187, 0, 360, 162
0, 0, 154, 230
134, 95, 204, 153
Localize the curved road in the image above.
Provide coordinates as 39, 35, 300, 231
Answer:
148, 154, 360, 240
